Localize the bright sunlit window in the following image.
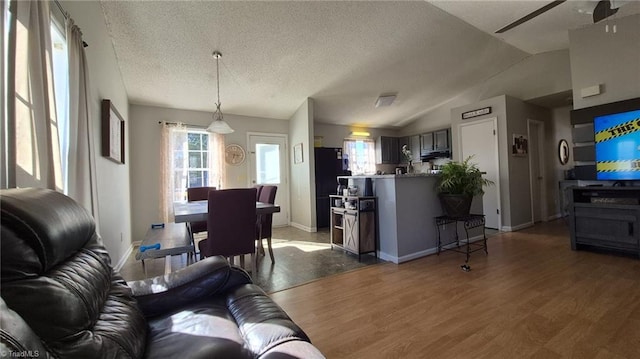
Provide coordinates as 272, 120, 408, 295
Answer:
343, 138, 375, 175
173, 130, 212, 201
50, 17, 69, 191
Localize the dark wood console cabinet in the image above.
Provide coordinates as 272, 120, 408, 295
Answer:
569, 187, 640, 257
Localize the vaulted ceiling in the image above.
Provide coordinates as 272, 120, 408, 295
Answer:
99, 1, 640, 128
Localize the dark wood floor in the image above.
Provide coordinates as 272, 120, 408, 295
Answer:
119, 226, 380, 293
270, 220, 640, 359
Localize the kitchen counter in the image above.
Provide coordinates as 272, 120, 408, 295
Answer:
338, 172, 440, 179
341, 175, 442, 264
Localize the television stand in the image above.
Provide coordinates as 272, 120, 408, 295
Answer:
569, 187, 640, 258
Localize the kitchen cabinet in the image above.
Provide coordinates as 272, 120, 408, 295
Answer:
330, 195, 377, 260
376, 136, 399, 164
434, 129, 450, 151
410, 135, 421, 163
399, 136, 410, 164
398, 136, 420, 164
420, 132, 434, 156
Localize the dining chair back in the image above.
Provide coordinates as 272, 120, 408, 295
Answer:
253, 185, 264, 200
257, 185, 278, 263
199, 188, 258, 272
186, 186, 216, 235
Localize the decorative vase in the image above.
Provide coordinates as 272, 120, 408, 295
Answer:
407, 161, 414, 174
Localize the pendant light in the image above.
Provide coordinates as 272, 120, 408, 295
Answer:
207, 51, 234, 134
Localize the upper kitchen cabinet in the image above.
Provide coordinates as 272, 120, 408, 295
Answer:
434, 129, 450, 151
376, 136, 399, 164
399, 135, 421, 164
420, 132, 434, 156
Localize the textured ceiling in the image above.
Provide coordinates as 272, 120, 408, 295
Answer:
99, 1, 638, 128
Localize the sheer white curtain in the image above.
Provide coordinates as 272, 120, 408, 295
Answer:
66, 17, 99, 220
8, 0, 62, 189
208, 133, 225, 190
160, 122, 186, 223
160, 124, 226, 222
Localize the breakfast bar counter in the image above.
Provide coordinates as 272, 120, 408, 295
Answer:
340, 174, 443, 263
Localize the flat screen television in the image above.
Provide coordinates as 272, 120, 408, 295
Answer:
594, 108, 640, 180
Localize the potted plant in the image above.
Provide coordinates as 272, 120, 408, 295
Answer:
436, 156, 494, 217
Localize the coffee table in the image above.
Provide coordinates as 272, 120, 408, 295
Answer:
135, 222, 195, 275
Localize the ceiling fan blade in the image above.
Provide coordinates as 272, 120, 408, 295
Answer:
495, 0, 567, 34
593, 0, 619, 23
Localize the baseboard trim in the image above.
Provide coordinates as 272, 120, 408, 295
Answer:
378, 234, 486, 264
501, 221, 534, 232
546, 213, 562, 221
290, 222, 317, 233
114, 243, 134, 272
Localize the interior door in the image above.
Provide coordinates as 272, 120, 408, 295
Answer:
248, 134, 289, 227
528, 120, 546, 223
459, 118, 500, 229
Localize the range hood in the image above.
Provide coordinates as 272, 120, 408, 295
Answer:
420, 150, 451, 161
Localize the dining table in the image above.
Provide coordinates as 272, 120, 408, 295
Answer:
174, 201, 281, 223
174, 200, 281, 264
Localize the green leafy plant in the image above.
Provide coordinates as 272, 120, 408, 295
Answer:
436, 156, 494, 197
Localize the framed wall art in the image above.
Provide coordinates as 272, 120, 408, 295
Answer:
101, 99, 125, 164
512, 134, 528, 157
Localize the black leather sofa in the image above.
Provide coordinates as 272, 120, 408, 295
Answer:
0, 188, 324, 358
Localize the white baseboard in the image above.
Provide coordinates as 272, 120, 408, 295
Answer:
501, 221, 534, 232
114, 243, 134, 272
546, 213, 562, 221
378, 234, 486, 264
290, 222, 317, 233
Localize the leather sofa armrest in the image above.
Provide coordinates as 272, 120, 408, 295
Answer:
127, 256, 251, 317
260, 340, 326, 359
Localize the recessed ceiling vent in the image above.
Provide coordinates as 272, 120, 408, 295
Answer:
375, 94, 397, 108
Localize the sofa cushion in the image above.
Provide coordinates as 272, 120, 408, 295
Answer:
145, 284, 314, 358
0, 188, 96, 279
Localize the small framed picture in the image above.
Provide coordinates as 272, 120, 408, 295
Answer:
512, 134, 528, 157
101, 99, 125, 164
294, 143, 303, 164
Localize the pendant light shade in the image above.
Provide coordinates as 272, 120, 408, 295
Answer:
207, 51, 234, 134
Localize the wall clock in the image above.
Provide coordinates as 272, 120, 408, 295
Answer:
225, 144, 246, 165
558, 139, 569, 165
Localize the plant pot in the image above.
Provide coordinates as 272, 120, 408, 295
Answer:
439, 194, 472, 218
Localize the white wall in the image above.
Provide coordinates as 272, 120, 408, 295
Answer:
128, 104, 289, 242
546, 106, 572, 217
401, 49, 572, 137
63, 1, 132, 265
569, 14, 640, 110
288, 98, 316, 231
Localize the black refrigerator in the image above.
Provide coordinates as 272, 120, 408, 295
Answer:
315, 147, 350, 228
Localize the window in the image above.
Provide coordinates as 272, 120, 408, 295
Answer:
173, 130, 212, 201
50, 16, 69, 191
343, 138, 375, 175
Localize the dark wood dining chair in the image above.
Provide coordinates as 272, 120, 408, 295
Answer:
186, 186, 216, 235
256, 185, 278, 263
199, 188, 258, 274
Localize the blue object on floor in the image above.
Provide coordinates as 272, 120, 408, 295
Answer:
151, 223, 165, 229
140, 243, 161, 252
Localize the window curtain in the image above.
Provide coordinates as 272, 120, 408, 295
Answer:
159, 122, 186, 223
208, 133, 225, 190
7, 0, 62, 189
66, 17, 99, 221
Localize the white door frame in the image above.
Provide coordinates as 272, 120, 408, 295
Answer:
458, 117, 502, 230
527, 119, 548, 223
246, 132, 290, 225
